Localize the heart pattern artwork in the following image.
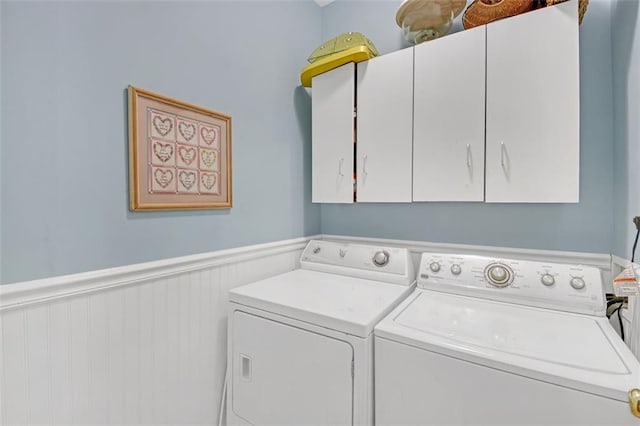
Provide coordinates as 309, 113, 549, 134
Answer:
178, 122, 196, 142
201, 150, 217, 169
145, 110, 225, 198
178, 146, 197, 165
154, 169, 174, 188
153, 116, 173, 137
179, 170, 196, 190
201, 173, 217, 191
153, 142, 174, 163
200, 127, 217, 146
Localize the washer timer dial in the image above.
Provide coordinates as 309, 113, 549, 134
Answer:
484, 263, 514, 287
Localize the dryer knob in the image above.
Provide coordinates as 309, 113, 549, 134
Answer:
372, 251, 390, 267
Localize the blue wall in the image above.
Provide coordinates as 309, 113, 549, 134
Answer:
320, 0, 615, 254
612, 0, 640, 259
1, 1, 322, 283
2, 0, 630, 284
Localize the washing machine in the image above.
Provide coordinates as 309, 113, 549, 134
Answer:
375, 252, 640, 425
227, 240, 415, 425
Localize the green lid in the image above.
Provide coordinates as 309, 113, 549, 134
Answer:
308, 32, 379, 63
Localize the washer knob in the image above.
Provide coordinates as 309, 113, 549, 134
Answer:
485, 263, 513, 287
541, 274, 555, 286
490, 266, 508, 282
450, 264, 462, 275
570, 277, 586, 290
429, 262, 441, 273
372, 251, 390, 267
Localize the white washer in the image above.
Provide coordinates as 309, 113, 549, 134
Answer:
227, 240, 415, 425
375, 252, 640, 425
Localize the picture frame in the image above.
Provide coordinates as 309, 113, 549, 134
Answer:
127, 85, 232, 211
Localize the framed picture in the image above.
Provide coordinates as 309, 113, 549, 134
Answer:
128, 85, 232, 211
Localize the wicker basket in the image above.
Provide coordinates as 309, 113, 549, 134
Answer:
463, 0, 533, 29
463, 0, 589, 29
546, 0, 589, 24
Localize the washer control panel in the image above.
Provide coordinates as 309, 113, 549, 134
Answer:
300, 240, 415, 286
418, 253, 606, 316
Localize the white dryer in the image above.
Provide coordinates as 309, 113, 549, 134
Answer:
375, 252, 640, 425
227, 240, 415, 425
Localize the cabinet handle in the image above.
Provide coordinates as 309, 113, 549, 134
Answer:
363, 155, 368, 176
630, 389, 640, 418
466, 144, 472, 168
500, 141, 506, 167
338, 158, 344, 177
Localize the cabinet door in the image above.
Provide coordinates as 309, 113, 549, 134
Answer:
312, 63, 355, 203
356, 48, 414, 202
413, 26, 486, 202
485, 0, 579, 203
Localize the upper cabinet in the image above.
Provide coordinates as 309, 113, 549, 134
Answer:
485, 0, 579, 203
357, 48, 414, 203
311, 0, 579, 204
413, 25, 486, 202
312, 63, 355, 203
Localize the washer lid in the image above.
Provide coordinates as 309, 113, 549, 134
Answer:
375, 290, 640, 402
229, 269, 415, 338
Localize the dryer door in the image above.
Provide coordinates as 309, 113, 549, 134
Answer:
232, 311, 354, 425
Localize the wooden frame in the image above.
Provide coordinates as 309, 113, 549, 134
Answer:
128, 85, 232, 211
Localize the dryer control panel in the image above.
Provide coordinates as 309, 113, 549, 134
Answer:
300, 240, 415, 286
418, 253, 606, 316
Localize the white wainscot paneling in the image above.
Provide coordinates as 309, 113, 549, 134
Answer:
0, 236, 311, 425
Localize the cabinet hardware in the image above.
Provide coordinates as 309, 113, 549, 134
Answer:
630, 388, 640, 418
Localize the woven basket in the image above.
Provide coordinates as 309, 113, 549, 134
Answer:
463, 0, 533, 29
463, 0, 589, 29
546, 0, 589, 24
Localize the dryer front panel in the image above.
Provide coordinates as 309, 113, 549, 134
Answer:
232, 310, 354, 425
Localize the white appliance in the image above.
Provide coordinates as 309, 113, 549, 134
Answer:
227, 240, 415, 425
375, 253, 640, 425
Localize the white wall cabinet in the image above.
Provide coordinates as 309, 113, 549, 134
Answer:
357, 48, 414, 202
312, 0, 579, 204
312, 63, 355, 203
485, 0, 579, 203
413, 26, 486, 202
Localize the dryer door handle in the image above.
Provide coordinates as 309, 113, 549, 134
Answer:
240, 354, 252, 382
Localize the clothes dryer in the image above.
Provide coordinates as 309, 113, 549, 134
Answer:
227, 240, 415, 425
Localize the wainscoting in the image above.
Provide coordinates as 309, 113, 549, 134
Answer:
1, 234, 620, 425
0, 236, 313, 425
